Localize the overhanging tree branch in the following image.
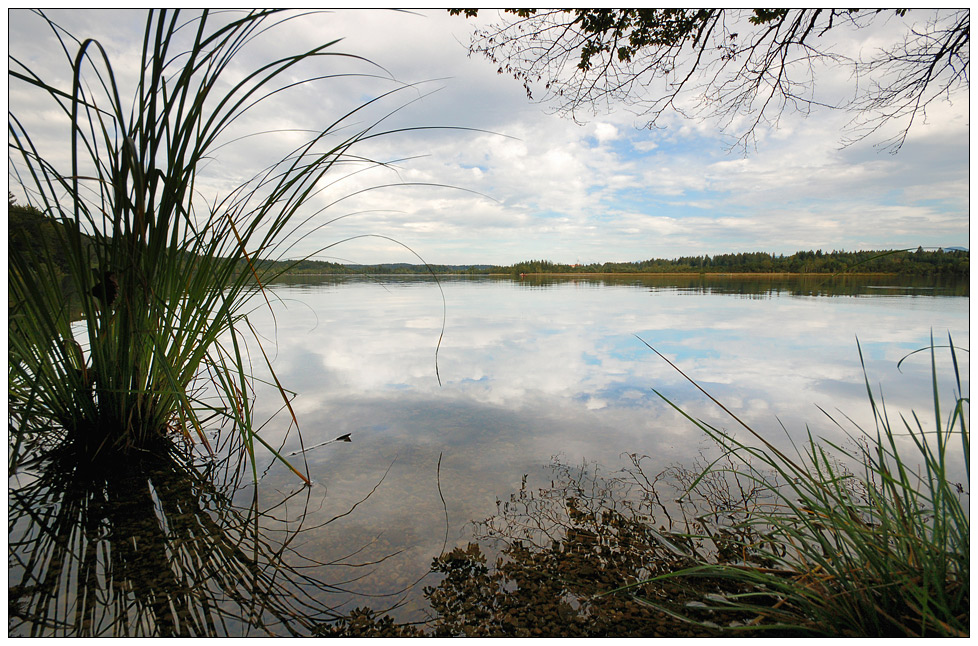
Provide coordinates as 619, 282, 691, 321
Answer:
451, 8, 969, 153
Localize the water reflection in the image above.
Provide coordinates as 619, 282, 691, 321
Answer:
271, 272, 969, 297
322, 454, 786, 637
8, 437, 356, 637
245, 274, 967, 623
253, 274, 968, 455
13, 274, 965, 634
513, 273, 968, 297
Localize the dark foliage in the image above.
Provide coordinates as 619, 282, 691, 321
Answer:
229, 248, 970, 277
510, 248, 969, 276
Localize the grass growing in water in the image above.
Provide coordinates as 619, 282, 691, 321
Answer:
626, 333, 969, 636
8, 12, 469, 634
8, 9, 444, 479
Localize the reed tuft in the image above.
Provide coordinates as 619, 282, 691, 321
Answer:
624, 333, 969, 636
8, 9, 433, 479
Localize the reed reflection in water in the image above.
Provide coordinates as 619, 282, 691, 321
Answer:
7, 436, 372, 637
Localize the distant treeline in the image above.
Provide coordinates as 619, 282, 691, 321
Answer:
276, 259, 494, 275
507, 249, 969, 276
9, 201, 196, 283
278, 248, 968, 277
8, 202, 969, 279
8, 201, 81, 279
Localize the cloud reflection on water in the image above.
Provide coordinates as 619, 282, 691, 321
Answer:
244, 276, 967, 619
256, 277, 965, 441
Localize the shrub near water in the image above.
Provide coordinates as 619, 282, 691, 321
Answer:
8, 10, 428, 476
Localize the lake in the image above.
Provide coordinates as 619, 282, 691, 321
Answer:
241, 273, 968, 622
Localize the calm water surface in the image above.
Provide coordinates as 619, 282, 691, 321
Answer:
244, 274, 968, 620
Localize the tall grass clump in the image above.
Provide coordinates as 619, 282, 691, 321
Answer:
629, 334, 969, 637
8, 10, 422, 477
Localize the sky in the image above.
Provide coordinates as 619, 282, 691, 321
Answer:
7, 8, 971, 266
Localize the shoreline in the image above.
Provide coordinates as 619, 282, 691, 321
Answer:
275, 271, 914, 278
508, 271, 904, 277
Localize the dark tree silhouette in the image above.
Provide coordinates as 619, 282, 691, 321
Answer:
451, 9, 969, 153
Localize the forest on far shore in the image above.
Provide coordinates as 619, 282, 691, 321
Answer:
9, 200, 969, 279
282, 248, 968, 277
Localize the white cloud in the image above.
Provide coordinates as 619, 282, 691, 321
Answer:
593, 122, 620, 144
8, 9, 969, 264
